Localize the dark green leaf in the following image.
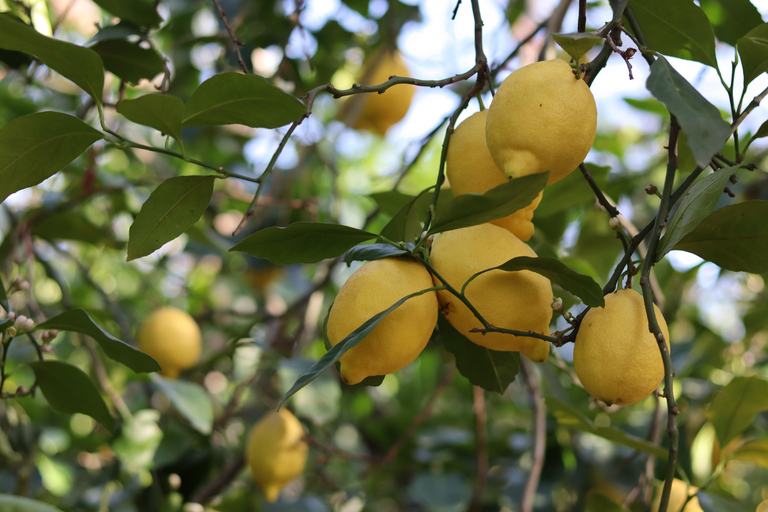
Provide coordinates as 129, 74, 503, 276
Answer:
0, 13, 104, 104
657, 167, 739, 259
117, 94, 184, 146
279, 287, 437, 408
732, 438, 768, 469
33, 210, 121, 248
127, 176, 215, 261
629, 0, 718, 68
379, 189, 432, 242
552, 32, 602, 61
0, 319, 11, 333
230, 222, 378, 265
370, 189, 419, 216
0, 494, 67, 512
738, 23, 768, 87
438, 313, 519, 394
0, 274, 7, 311
87, 22, 147, 44
37, 309, 161, 373
705, 376, 768, 446
343, 243, 410, 265
182, 72, 305, 128
698, 492, 751, 512
152, 376, 213, 435
91, 0, 162, 27
27, 361, 115, 432
547, 396, 667, 457
428, 173, 548, 235
673, 201, 768, 273
751, 119, 768, 141
647, 58, 731, 167
91, 40, 165, 85
699, 0, 763, 46
0, 112, 103, 204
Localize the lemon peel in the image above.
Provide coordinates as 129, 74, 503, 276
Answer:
352, 51, 414, 135
137, 306, 202, 379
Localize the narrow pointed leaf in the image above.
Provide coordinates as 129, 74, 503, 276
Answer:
91, 39, 165, 85
428, 173, 547, 235
647, 58, 731, 167
152, 376, 213, 435
27, 361, 115, 432
698, 492, 751, 512
343, 243, 410, 265
127, 176, 215, 261
629, 0, 718, 68
37, 309, 160, 373
91, 0, 162, 27
0, 13, 104, 104
380, 188, 432, 242
705, 376, 768, 446
279, 287, 438, 408
117, 94, 184, 145
0, 112, 103, 204
183, 72, 305, 128
673, 201, 768, 273
0, 494, 67, 512
438, 313, 519, 394
657, 167, 739, 259
699, 0, 762, 46
230, 222, 378, 265
738, 23, 768, 87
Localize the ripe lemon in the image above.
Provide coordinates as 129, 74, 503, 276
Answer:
327, 257, 438, 384
246, 409, 308, 503
352, 51, 414, 135
651, 479, 703, 512
485, 59, 597, 185
428, 223, 552, 361
446, 109, 543, 241
573, 288, 670, 406
137, 306, 202, 379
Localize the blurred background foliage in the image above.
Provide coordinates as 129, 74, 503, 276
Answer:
0, 0, 767, 511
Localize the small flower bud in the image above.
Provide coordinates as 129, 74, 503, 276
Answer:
551, 298, 564, 312
14, 315, 28, 328
18, 280, 30, 291
21, 318, 35, 331
16, 386, 27, 395
7, 312, 15, 322
563, 312, 574, 322
42, 344, 53, 353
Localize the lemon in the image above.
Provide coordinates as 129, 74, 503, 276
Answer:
651, 479, 703, 512
485, 59, 597, 185
246, 409, 308, 503
573, 288, 670, 406
137, 306, 202, 379
446, 110, 543, 241
352, 51, 414, 135
428, 223, 552, 361
327, 257, 438, 384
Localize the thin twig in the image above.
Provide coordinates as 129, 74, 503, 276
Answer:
190, 455, 246, 505
211, 0, 250, 74
521, 358, 546, 512
469, 386, 488, 512
580, 163, 620, 218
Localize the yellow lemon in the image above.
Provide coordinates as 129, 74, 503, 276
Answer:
428, 223, 552, 361
327, 257, 438, 385
246, 409, 308, 503
574, 288, 670, 406
446, 109, 543, 241
352, 51, 414, 135
485, 59, 597, 185
651, 479, 703, 512
137, 306, 202, 379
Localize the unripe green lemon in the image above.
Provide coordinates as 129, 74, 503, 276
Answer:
246, 409, 308, 502
429, 223, 552, 361
327, 257, 438, 385
137, 306, 202, 379
574, 288, 670, 406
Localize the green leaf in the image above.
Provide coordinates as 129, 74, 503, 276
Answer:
0, 319, 11, 333
343, 243, 410, 265
552, 32, 602, 61
152, 376, 213, 435
428, 173, 548, 235
0, 13, 104, 104
90, 39, 165, 85
731, 438, 768, 468
87, 21, 147, 45
656, 167, 739, 259
646, 57, 731, 168
0, 494, 67, 512
230, 222, 378, 265
36, 309, 160, 373
27, 361, 115, 432
490, 256, 604, 308
90, 0, 162, 27
33, 210, 121, 248
182, 72, 306, 128
698, 0, 763, 46
585, 490, 629, 512
379, 188, 432, 242
546, 396, 667, 457
117, 94, 184, 146
0, 274, 7, 311
673, 201, 768, 273
705, 376, 768, 446
279, 287, 437, 408
0, 112, 103, 204
751, 119, 768, 141
370, 189, 419, 216
738, 23, 768, 87
438, 313, 519, 394
629, 0, 718, 69
698, 492, 751, 512
537, 164, 610, 218
127, 176, 215, 261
